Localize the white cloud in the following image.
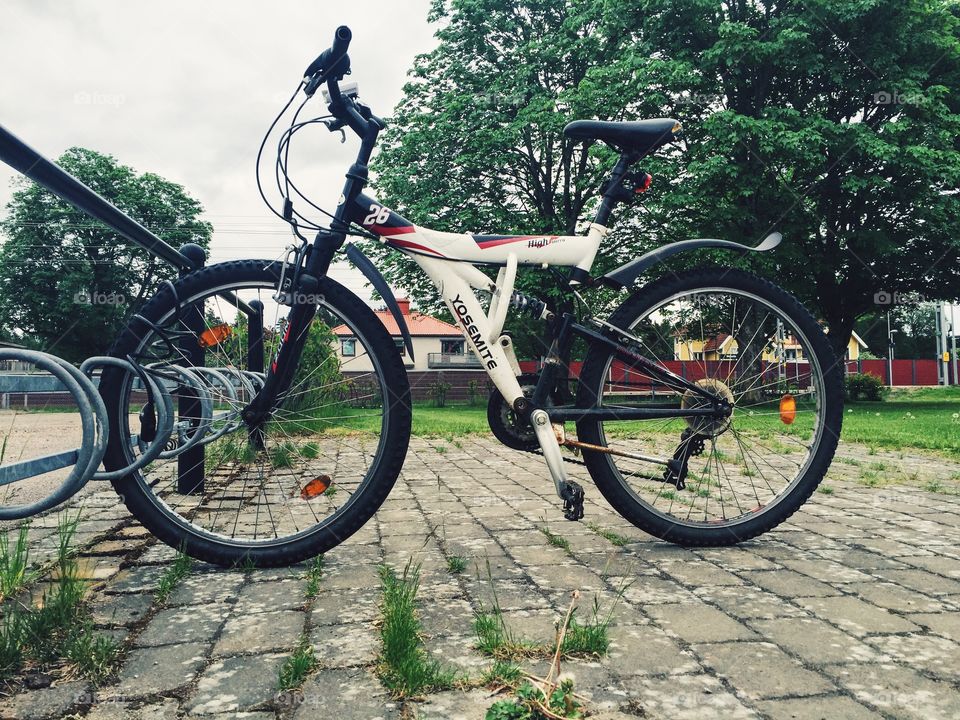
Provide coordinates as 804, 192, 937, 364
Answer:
0, 0, 437, 302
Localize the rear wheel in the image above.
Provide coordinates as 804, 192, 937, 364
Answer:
99, 260, 411, 567
577, 268, 843, 546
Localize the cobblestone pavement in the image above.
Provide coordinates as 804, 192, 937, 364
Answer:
1, 437, 959, 720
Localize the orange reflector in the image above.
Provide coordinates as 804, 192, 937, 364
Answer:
779, 394, 796, 425
300, 475, 332, 499
198, 324, 233, 348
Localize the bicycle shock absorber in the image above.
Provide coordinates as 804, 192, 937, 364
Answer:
509, 291, 551, 321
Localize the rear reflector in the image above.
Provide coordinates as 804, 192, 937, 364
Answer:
301, 475, 332, 499
779, 394, 796, 425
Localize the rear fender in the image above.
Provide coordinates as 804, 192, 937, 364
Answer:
601, 232, 782, 289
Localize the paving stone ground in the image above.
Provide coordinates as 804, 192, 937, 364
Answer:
1, 437, 960, 719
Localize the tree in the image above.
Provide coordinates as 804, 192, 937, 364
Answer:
372, 0, 960, 361
370, 0, 661, 353
627, 0, 960, 361
855, 303, 940, 359
0, 148, 212, 362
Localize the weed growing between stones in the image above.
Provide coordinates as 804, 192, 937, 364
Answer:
0, 525, 36, 603
155, 546, 193, 604
584, 522, 629, 547
305, 554, 325, 598
277, 633, 318, 691
0, 514, 121, 684
484, 592, 587, 719
377, 561, 457, 697
446, 555, 468, 574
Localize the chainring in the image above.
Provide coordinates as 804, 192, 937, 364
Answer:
487, 374, 553, 452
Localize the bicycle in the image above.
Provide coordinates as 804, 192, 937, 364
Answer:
98, 26, 843, 567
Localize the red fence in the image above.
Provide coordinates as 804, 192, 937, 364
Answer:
845, 358, 950, 386
520, 358, 949, 387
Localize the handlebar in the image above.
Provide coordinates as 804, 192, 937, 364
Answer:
303, 25, 352, 91
302, 25, 386, 140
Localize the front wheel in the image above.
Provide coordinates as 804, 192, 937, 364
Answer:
99, 260, 411, 567
577, 268, 843, 546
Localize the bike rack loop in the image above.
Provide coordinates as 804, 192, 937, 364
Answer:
0, 124, 271, 516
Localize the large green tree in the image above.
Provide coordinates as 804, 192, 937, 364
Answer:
372, 0, 960, 360
0, 148, 212, 362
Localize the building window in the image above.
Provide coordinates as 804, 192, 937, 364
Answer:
441, 339, 464, 355
394, 339, 406, 356
341, 338, 356, 357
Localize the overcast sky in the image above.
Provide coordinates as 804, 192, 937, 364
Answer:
0, 0, 437, 301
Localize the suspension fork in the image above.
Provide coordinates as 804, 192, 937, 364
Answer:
241, 232, 341, 447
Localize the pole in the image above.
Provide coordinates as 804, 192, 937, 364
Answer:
935, 303, 945, 385
247, 300, 265, 374
177, 244, 207, 495
951, 304, 958, 386
886, 312, 894, 387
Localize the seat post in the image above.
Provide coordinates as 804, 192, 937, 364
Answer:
593, 153, 634, 227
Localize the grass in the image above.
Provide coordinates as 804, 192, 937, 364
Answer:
840, 387, 960, 456
538, 523, 572, 555
377, 562, 457, 697
205, 434, 257, 473
480, 659, 523, 686
269, 441, 297, 469
0, 525, 37, 603
0, 514, 121, 684
584, 522, 629, 547
446, 555, 468, 574
235, 554, 257, 574
155, 547, 193, 603
305, 554, 325, 598
277, 633, 318, 691
559, 597, 612, 656
474, 593, 613, 661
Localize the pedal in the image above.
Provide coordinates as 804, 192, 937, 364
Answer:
560, 480, 584, 521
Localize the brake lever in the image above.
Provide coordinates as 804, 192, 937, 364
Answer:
303, 72, 325, 97
323, 118, 347, 143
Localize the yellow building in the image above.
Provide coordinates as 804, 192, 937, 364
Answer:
674, 331, 867, 362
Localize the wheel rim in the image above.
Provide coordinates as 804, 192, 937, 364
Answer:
587, 286, 830, 531
111, 277, 392, 549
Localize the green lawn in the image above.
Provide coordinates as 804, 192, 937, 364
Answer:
841, 386, 960, 457
404, 387, 960, 458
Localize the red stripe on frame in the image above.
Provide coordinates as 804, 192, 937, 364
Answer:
387, 237, 446, 257
370, 223, 416, 236
474, 235, 558, 249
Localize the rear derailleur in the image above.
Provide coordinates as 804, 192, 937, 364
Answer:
662, 428, 706, 491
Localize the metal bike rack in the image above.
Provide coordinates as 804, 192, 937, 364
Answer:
0, 124, 270, 519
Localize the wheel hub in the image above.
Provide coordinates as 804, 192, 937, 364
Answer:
681, 378, 735, 437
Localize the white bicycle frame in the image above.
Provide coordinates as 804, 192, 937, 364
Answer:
357, 203, 610, 495
367, 215, 608, 406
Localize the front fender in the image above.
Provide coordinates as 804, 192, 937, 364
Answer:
601, 232, 782, 289
345, 242, 415, 361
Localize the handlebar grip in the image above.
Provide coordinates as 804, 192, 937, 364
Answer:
331, 25, 352, 58
303, 25, 353, 85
